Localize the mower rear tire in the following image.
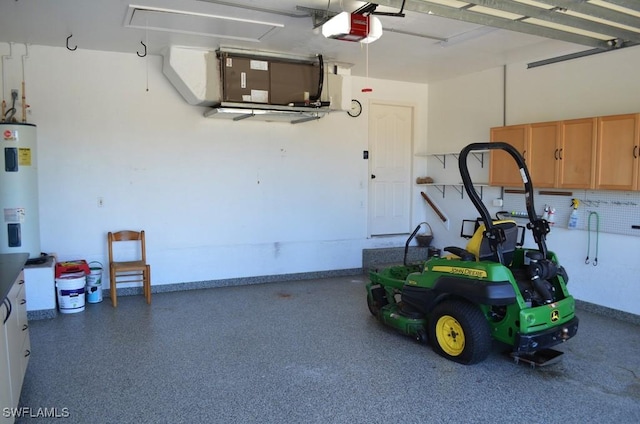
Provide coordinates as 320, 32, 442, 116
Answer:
429, 300, 491, 365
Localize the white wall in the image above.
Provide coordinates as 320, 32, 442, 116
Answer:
0, 44, 429, 286
427, 47, 640, 315
4, 42, 637, 315
428, 66, 505, 147
506, 47, 640, 124
422, 66, 504, 248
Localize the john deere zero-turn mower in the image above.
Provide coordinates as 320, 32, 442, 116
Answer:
366, 142, 578, 365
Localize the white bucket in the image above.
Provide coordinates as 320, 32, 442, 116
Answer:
55, 273, 86, 314
86, 261, 103, 303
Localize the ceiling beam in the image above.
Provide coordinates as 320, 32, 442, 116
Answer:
532, 0, 640, 29
601, 0, 640, 14
372, 0, 615, 48
468, 0, 640, 43
296, 6, 335, 28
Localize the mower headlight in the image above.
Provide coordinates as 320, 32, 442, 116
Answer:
525, 313, 536, 324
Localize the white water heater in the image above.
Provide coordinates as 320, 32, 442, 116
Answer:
0, 123, 40, 258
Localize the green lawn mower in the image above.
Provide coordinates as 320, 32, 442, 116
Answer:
366, 142, 578, 365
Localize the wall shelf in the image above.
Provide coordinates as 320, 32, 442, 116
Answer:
416, 150, 489, 168
419, 183, 489, 199
417, 150, 490, 203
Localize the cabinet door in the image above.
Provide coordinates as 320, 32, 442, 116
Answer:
1, 303, 13, 424
14, 280, 29, 378
5, 282, 22, 410
596, 114, 640, 190
559, 118, 597, 189
490, 124, 529, 187
529, 122, 560, 188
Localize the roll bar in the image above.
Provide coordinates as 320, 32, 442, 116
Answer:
458, 142, 550, 259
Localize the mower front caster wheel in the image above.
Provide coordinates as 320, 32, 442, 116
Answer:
367, 286, 388, 317
429, 300, 491, 365
366, 294, 378, 317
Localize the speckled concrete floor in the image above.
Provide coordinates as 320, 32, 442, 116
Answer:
15, 276, 640, 423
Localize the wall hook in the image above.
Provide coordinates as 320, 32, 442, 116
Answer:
137, 41, 147, 58
66, 34, 77, 51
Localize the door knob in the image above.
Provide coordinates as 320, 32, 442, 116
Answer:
371, 174, 376, 179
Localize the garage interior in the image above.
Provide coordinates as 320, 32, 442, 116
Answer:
1, 0, 640, 422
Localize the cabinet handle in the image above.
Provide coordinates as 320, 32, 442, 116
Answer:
24, 349, 31, 358
522, 150, 526, 160
634, 145, 639, 159
19, 279, 25, 285
559, 148, 563, 160
22, 324, 28, 331
2, 299, 11, 324
20, 299, 26, 305
554, 149, 559, 160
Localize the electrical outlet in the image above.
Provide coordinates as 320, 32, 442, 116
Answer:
97, 197, 104, 208
11, 89, 18, 97
493, 198, 503, 207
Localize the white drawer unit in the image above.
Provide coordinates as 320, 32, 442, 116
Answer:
1, 254, 30, 424
4, 276, 30, 408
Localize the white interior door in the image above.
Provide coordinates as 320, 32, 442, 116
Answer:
368, 102, 413, 236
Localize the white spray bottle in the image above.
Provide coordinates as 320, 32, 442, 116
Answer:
548, 207, 556, 226
568, 198, 579, 229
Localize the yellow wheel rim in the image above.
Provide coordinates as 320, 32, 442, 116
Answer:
435, 315, 465, 356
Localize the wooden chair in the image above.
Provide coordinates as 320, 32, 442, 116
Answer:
108, 230, 151, 307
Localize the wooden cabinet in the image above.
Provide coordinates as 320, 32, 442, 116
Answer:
558, 118, 597, 189
489, 124, 529, 187
528, 121, 560, 188
595, 113, 640, 190
491, 118, 597, 189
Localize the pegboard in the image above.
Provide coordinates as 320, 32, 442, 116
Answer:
502, 189, 640, 237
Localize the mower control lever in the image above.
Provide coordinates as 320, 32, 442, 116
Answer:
443, 246, 475, 261
484, 227, 508, 265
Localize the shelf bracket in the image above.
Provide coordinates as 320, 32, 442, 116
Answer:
471, 152, 485, 167
291, 114, 321, 124
433, 154, 447, 168
452, 185, 464, 198
432, 184, 445, 198
233, 112, 255, 121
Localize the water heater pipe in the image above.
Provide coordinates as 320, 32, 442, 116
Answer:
21, 43, 29, 123
1, 42, 14, 121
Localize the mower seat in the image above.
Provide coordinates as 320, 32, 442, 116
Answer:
465, 220, 519, 265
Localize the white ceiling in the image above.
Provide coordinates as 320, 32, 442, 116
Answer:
0, 0, 635, 83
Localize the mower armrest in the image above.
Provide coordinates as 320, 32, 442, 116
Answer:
444, 247, 475, 261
